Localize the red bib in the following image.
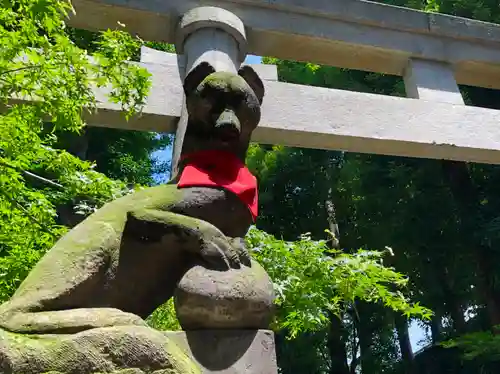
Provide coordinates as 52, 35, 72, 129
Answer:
177, 150, 258, 222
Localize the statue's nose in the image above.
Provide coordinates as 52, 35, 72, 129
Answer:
215, 109, 240, 140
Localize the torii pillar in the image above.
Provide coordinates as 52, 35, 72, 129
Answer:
162, 7, 278, 374
171, 6, 247, 177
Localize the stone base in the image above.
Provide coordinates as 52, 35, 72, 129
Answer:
0, 325, 199, 374
165, 330, 278, 374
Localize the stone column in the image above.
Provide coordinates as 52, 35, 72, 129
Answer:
167, 7, 278, 374
403, 58, 464, 104
171, 6, 247, 177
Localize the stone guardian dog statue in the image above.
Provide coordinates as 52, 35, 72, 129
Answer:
0, 61, 269, 374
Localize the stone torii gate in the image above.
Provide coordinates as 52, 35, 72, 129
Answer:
64, 0, 500, 372
70, 0, 500, 167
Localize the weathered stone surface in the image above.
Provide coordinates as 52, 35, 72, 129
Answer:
69, 56, 500, 166
174, 259, 274, 330
166, 329, 278, 374
69, 0, 500, 89
0, 23, 273, 372
171, 6, 246, 175
139, 47, 278, 82
403, 58, 465, 105
0, 326, 200, 374
176, 6, 247, 62
0, 62, 265, 335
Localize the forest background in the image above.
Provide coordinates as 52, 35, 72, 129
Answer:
3, 0, 500, 373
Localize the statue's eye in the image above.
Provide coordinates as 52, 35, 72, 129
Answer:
230, 93, 245, 108
200, 86, 220, 101
197, 98, 213, 114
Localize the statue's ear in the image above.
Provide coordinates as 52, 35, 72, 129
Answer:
183, 62, 216, 95
238, 65, 265, 104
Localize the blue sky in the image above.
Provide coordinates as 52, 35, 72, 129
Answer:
245, 55, 262, 64
153, 53, 429, 352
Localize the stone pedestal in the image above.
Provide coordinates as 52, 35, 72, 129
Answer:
173, 258, 277, 374
165, 330, 277, 374
173, 260, 277, 373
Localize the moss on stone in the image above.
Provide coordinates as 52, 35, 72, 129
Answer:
0, 325, 200, 374
164, 338, 202, 374
202, 72, 248, 94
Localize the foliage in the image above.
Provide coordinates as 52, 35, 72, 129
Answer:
61, 29, 172, 186
2, 1, 500, 374
74, 127, 171, 186
145, 224, 433, 343
0, 0, 151, 301
146, 299, 181, 331
257, 0, 500, 366
442, 329, 500, 362
246, 227, 432, 339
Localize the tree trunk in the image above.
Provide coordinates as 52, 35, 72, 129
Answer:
430, 253, 467, 335
325, 197, 340, 249
475, 248, 500, 331
328, 313, 351, 374
53, 129, 90, 228
438, 266, 467, 334
56, 203, 87, 228
441, 160, 500, 331
446, 292, 467, 334
430, 312, 442, 344
394, 314, 416, 374
59, 128, 90, 160
325, 194, 350, 374
356, 302, 376, 374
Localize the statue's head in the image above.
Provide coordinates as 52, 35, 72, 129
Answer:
182, 62, 265, 159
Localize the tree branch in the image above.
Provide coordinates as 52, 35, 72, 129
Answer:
1, 64, 46, 76
0, 187, 56, 237
0, 159, 64, 189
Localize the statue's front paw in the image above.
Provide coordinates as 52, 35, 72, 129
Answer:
229, 237, 252, 266
198, 232, 241, 270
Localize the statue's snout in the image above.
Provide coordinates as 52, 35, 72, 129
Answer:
215, 109, 241, 141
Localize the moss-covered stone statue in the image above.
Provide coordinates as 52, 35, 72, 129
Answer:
0, 61, 273, 374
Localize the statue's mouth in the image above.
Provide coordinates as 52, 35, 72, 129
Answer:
218, 128, 239, 143
213, 109, 240, 144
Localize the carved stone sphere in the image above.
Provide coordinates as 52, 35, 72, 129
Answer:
174, 259, 275, 330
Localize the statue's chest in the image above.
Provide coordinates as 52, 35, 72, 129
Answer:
170, 186, 253, 238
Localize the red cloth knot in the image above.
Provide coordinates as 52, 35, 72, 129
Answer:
177, 150, 258, 222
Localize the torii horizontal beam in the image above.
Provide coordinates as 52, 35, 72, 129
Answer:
70, 0, 500, 89
87, 50, 500, 165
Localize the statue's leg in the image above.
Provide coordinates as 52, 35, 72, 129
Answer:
0, 220, 128, 334
0, 307, 147, 334
127, 208, 241, 269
